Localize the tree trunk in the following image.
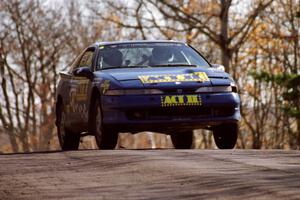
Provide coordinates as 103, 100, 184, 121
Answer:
220, 0, 231, 72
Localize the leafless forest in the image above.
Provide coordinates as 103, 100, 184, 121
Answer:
0, 0, 299, 153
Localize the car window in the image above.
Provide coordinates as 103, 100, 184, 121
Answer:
180, 47, 210, 67
77, 51, 94, 69
96, 43, 210, 69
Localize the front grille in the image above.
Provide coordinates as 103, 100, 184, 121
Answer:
126, 106, 235, 120
161, 88, 196, 94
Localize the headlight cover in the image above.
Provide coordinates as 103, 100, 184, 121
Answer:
195, 86, 233, 93
104, 89, 164, 96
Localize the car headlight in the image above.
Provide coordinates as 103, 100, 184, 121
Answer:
195, 86, 232, 93
104, 89, 164, 96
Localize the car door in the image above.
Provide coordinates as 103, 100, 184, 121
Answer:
68, 48, 95, 128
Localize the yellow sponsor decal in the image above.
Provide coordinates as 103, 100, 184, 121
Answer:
75, 94, 87, 101
139, 72, 209, 84
68, 79, 89, 113
161, 95, 202, 107
76, 80, 89, 101
100, 80, 110, 94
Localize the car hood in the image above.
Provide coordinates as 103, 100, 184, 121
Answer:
95, 67, 232, 88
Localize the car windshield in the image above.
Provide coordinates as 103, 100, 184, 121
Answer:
96, 42, 210, 70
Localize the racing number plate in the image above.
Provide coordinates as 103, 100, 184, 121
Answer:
160, 95, 202, 107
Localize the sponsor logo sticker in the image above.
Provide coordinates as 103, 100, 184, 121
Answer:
139, 72, 209, 84
160, 95, 202, 107
100, 80, 110, 94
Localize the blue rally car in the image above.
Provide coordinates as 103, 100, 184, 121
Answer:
55, 40, 240, 150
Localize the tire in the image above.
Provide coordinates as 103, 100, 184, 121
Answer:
91, 98, 118, 149
213, 123, 238, 149
171, 132, 193, 149
56, 103, 80, 151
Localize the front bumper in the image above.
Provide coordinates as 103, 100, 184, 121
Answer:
100, 92, 240, 133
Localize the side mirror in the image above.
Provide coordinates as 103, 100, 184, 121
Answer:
73, 66, 93, 78
211, 64, 225, 71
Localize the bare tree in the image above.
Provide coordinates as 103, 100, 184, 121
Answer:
0, 0, 72, 152
0, 0, 298, 151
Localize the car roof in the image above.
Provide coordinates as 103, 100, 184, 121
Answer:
89, 40, 186, 48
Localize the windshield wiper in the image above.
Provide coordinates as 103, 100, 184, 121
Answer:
125, 65, 152, 68
150, 63, 197, 67
101, 65, 152, 70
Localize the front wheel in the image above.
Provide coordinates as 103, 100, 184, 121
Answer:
91, 98, 118, 149
171, 132, 193, 149
56, 103, 80, 151
213, 123, 238, 149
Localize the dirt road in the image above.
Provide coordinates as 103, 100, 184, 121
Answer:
0, 150, 300, 200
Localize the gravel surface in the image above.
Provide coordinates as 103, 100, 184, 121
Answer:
0, 149, 300, 200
